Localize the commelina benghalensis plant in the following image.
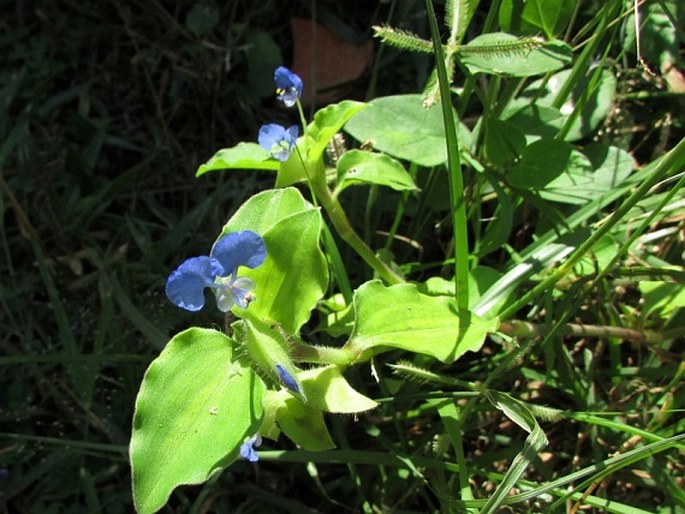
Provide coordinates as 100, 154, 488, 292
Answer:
129, 61, 566, 513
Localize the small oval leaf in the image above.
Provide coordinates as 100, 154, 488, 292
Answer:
336, 150, 418, 194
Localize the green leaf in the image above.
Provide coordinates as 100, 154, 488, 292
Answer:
305, 101, 368, 162
461, 34, 572, 77
266, 391, 336, 450
514, 68, 617, 141
507, 138, 573, 188
623, 1, 682, 67
221, 188, 328, 334
335, 150, 418, 194
540, 145, 634, 204
219, 187, 309, 234
196, 142, 279, 176
275, 101, 367, 187
499, 0, 574, 38
344, 281, 497, 363
521, 0, 572, 39
299, 366, 378, 413
344, 94, 472, 167
503, 104, 566, 142
131, 328, 263, 514
482, 116, 526, 168
473, 229, 592, 318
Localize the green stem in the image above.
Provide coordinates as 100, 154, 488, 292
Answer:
311, 173, 404, 285
425, 0, 469, 310
499, 135, 685, 320
289, 339, 353, 367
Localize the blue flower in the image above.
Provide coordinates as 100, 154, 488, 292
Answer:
165, 231, 266, 312
274, 66, 303, 107
276, 364, 301, 395
240, 434, 262, 462
258, 124, 298, 162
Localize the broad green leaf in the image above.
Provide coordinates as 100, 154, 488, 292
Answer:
473, 229, 591, 318
482, 117, 526, 168
344, 281, 497, 363
196, 142, 280, 176
521, 0, 573, 39
540, 145, 634, 204
461, 34, 572, 77
514, 69, 617, 141
221, 197, 326, 335
344, 94, 472, 167
623, 1, 681, 68
272, 392, 336, 451
320, 298, 355, 338
335, 150, 418, 194
248, 210, 327, 334
469, 266, 504, 312
131, 328, 263, 514
573, 235, 618, 276
503, 104, 565, 142
299, 366, 378, 413
417, 276, 454, 297
499, 0, 573, 37
507, 138, 573, 188
274, 134, 315, 187
219, 187, 310, 235
221, 188, 328, 333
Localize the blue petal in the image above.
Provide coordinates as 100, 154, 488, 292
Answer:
258, 124, 298, 162
211, 231, 266, 277
274, 66, 303, 107
239, 435, 261, 462
276, 364, 301, 395
284, 125, 299, 143
258, 124, 286, 153
165, 256, 215, 311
